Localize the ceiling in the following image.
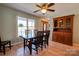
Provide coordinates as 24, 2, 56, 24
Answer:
2, 3, 79, 18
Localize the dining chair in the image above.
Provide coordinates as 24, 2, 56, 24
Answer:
0, 37, 11, 55
43, 30, 50, 48
31, 31, 44, 54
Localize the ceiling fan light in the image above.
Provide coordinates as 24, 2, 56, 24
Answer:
41, 9, 47, 14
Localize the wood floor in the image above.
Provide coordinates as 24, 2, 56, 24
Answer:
0, 40, 79, 56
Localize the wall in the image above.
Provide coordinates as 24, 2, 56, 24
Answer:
0, 5, 42, 44
0, 9, 1, 36
73, 14, 79, 44
48, 18, 53, 40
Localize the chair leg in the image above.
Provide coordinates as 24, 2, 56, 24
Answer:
36, 46, 38, 54
0, 46, 1, 51
47, 39, 49, 46
9, 41, 11, 49
41, 43, 43, 50
3, 45, 5, 55
44, 40, 47, 48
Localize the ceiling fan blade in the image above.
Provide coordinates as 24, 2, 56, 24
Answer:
33, 10, 40, 13
42, 3, 48, 7
36, 4, 41, 8
47, 9, 55, 12
48, 3, 55, 8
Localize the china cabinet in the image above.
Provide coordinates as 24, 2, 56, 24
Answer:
52, 15, 74, 45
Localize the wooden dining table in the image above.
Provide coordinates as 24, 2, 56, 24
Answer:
20, 31, 47, 55
20, 32, 39, 55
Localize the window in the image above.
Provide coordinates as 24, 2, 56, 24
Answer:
28, 19, 35, 36
28, 19, 35, 30
17, 16, 35, 37
17, 16, 27, 37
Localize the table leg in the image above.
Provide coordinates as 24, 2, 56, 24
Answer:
24, 39, 25, 50
28, 41, 32, 55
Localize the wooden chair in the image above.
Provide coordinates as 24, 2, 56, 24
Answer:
43, 30, 50, 48
20, 34, 44, 55
20, 31, 44, 55
33, 29, 38, 36
31, 31, 44, 54
0, 37, 11, 55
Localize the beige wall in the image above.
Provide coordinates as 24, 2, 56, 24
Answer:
0, 5, 43, 44
73, 14, 79, 44
48, 18, 53, 40
0, 8, 1, 37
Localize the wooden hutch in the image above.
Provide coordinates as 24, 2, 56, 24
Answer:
52, 15, 74, 45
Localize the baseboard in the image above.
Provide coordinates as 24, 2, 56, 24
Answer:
73, 43, 79, 47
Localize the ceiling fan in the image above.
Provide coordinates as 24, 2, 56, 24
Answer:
33, 3, 55, 14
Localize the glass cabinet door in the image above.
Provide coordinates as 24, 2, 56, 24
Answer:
59, 17, 64, 31
54, 20, 57, 27
66, 16, 71, 32
53, 18, 58, 31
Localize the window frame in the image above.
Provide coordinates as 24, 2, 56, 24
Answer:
17, 16, 27, 37
17, 16, 35, 37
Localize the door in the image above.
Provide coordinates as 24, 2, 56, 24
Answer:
42, 21, 48, 31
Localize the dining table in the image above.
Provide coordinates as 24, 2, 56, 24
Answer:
20, 31, 47, 55
20, 32, 37, 55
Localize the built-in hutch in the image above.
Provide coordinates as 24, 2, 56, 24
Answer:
52, 15, 74, 45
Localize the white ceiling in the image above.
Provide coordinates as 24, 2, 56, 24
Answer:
2, 3, 79, 18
